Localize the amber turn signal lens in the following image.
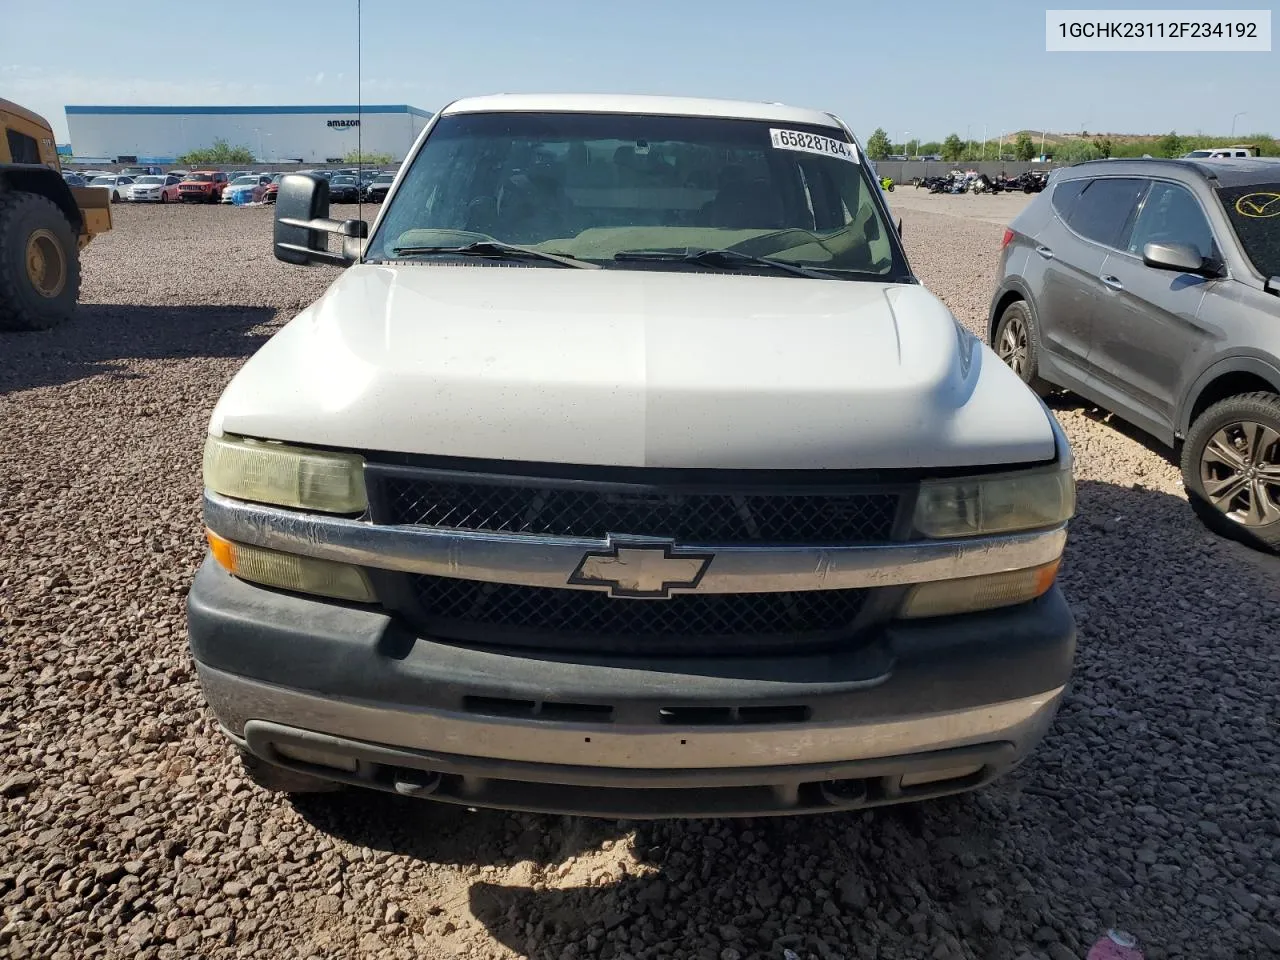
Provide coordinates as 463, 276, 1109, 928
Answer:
205, 528, 375, 603
898, 558, 1061, 619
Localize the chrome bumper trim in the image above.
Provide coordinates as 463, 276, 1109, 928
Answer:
203, 491, 1066, 595
197, 663, 1065, 770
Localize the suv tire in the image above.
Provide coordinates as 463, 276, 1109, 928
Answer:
1181, 391, 1280, 552
236, 748, 343, 795
993, 300, 1051, 395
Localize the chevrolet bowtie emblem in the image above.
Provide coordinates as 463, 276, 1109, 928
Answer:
569, 539, 714, 599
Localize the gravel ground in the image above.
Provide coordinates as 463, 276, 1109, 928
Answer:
2, 200, 1279, 960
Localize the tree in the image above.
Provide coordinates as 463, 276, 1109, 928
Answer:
1092, 137, 1114, 158
178, 138, 254, 166
1156, 131, 1184, 158
343, 149, 395, 165
864, 128, 891, 160
941, 133, 964, 161
1014, 132, 1035, 161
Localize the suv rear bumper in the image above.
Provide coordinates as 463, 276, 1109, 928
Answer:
188, 559, 1074, 818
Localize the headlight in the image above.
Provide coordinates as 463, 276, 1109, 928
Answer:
203, 434, 367, 513
206, 529, 375, 602
913, 465, 1074, 538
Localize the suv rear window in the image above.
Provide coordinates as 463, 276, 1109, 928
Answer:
1216, 182, 1280, 279
1061, 177, 1148, 249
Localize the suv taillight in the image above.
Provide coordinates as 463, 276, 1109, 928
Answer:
1001, 228, 1014, 249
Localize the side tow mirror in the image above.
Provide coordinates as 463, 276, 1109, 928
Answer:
274, 173, 367, 266
1266, 275, 1280, 296
896, 217, 903, 237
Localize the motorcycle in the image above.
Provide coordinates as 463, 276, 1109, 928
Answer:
880, 175, 895, 192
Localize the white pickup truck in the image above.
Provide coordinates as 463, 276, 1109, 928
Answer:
188, 94, 1077, 818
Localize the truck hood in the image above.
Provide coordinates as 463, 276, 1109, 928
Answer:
210, 264, 1057, 470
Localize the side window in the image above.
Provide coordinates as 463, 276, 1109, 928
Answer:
1050, 179, 1086, 218
1126, 181, 1216, 260
1062, 177, 1148, 249
6, 129, 41, 164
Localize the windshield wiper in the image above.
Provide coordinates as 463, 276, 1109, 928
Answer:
390, 240, 596, 269
613, 247, 833, 280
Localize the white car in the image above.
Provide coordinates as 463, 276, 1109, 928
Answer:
189, 94, 1077, 819
127, 174, 183, 203
87, 175, 135, 203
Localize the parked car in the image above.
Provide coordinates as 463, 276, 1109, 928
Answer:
227, 170, 257, 181
189, 93, 1077, 818
363, 172, 395, 202
128, 174, 183, 203
78, 169, 112, 181
87, 174, 135, 203
120, 164, 164, 177
990, 157, 1280, 549
221, 174, 272, 205
327, 174, 361, 202
262, 174, 282, 204
178, 171, 229, 203
169, 169, 191, 178
61, 172, 88, 188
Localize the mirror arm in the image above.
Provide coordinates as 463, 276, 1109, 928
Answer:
274, 242, 354, 266
277, 216, 368, 238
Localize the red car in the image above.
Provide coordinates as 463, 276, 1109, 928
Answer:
262, 174, 282, 204
178, 170, 229, 203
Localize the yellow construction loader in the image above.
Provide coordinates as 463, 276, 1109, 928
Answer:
1, 98, 111, 330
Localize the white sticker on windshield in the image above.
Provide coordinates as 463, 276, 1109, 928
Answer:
769, 128, 859, 163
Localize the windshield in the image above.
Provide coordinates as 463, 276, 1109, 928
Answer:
365, 111, 908, 280
1217, 182, 1280, 279
375, 174, 395, 183
1185, 151, 1213, 158
185, 174, 212, 182
230, 177, 258, 186
332, 176, 357, 184
136, 176, 164, 184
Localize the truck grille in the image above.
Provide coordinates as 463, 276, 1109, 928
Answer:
407, 575, 871, 653
371, 472, 900, 544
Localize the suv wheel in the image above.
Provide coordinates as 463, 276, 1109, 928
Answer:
1181, 392, 1280, 551
236, 748, 343, 795
993, 300, 1050, 395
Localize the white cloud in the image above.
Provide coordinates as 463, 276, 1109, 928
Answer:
314, 72, 325, 85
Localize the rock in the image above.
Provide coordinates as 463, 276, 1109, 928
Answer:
838, 874, 869, 911
0, 774, 38, 798
980, 908, 1004, 935
1047, 944, 1077, 960
1033, 926, 1058, 943
717, 925, 740, 941
314, 895, 341, 915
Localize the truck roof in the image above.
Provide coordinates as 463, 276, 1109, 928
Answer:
439, 94, 845, 130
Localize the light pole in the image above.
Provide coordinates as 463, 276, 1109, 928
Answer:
982, 124, 987, 161
253, 127, 262, 161
902, 131, 909, 158
1231, 111, 1247, 138
965, 124, 971, 160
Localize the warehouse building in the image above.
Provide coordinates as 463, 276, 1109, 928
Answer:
64, 104, 433, 164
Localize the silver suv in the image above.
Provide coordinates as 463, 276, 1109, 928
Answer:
990, 158, 1280, 550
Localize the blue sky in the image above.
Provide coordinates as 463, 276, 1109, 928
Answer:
4, 0, 1276, 144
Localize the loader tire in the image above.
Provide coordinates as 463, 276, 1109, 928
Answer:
0, 191, 81, 331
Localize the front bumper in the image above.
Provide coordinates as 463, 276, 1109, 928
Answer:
188, 559, 1074, 818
